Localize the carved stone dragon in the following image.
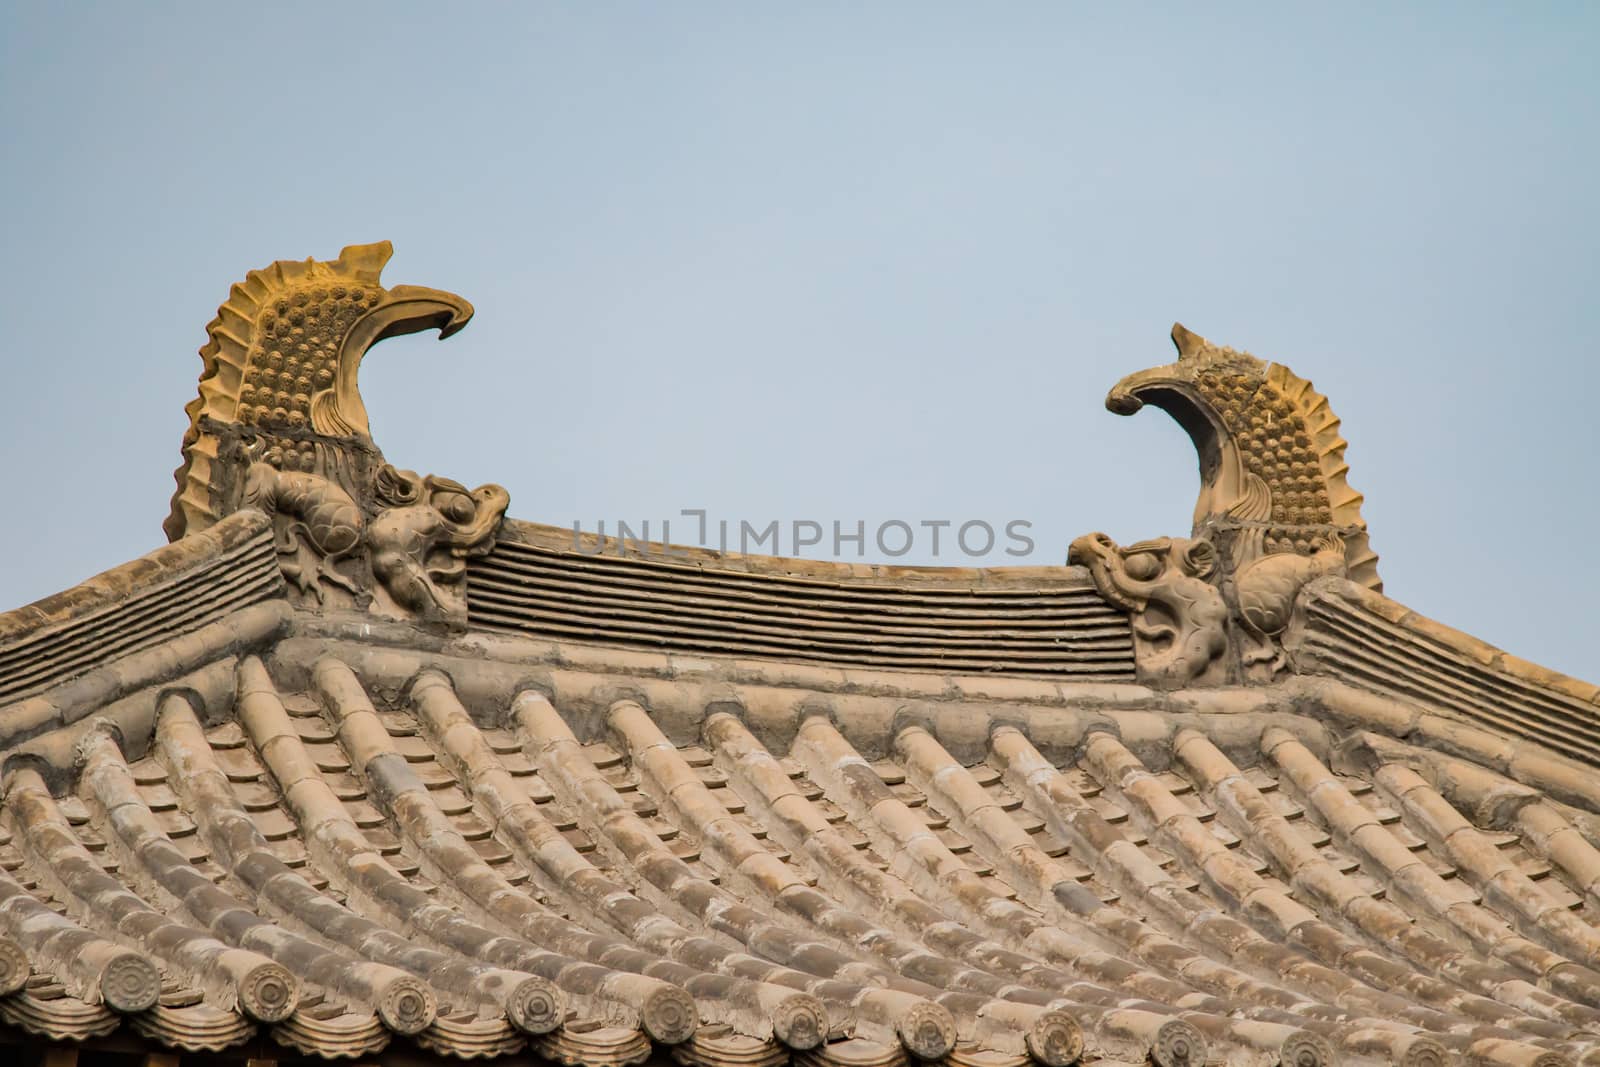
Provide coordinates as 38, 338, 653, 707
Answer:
170, 242, 508, 625
1075, 324, 1378, 686
1068, 533, 1231, 688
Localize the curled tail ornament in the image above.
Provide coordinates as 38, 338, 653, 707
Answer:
1104, 323, 1380, 591
167, 241, 473, 542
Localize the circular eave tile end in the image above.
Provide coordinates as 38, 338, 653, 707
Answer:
897, 1001, 956, 1061
1153, 1019, 1207, 1067
642, 985, 697, 1045
1025, 1009, 1084, 1066
508, 975, 564, 1036
378, 976, 438, 1035
773, 993, 827, 1051
100, 953, 161, 1014
239, 961, 299, 1023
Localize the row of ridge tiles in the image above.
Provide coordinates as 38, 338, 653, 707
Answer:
466, 537, 1136, 680
0, 516, 281, 709
6, 657, 1600, 1065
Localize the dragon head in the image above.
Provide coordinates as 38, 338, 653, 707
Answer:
166, 241, 474, 542
1105, 324, 1380, 591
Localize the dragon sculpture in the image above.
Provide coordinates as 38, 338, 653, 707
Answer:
1074, 324, 1379, 686
169, 242, 508, 624
1066, 533, 1231, 688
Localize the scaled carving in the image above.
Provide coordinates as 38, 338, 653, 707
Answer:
1106, 323, 1380, 592
1069, 533, 1230, 688
169, 242, 506, 624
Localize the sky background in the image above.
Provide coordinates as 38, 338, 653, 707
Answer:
2, 5, 1596, 677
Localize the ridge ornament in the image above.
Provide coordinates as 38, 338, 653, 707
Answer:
1075, 325, 1375, 685
169, 242, 507, 624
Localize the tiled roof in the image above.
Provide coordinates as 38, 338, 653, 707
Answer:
4, 534, 1600, 1066
7, 246, 1599, 1067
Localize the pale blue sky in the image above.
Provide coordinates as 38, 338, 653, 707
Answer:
2, 5, 1596, 676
